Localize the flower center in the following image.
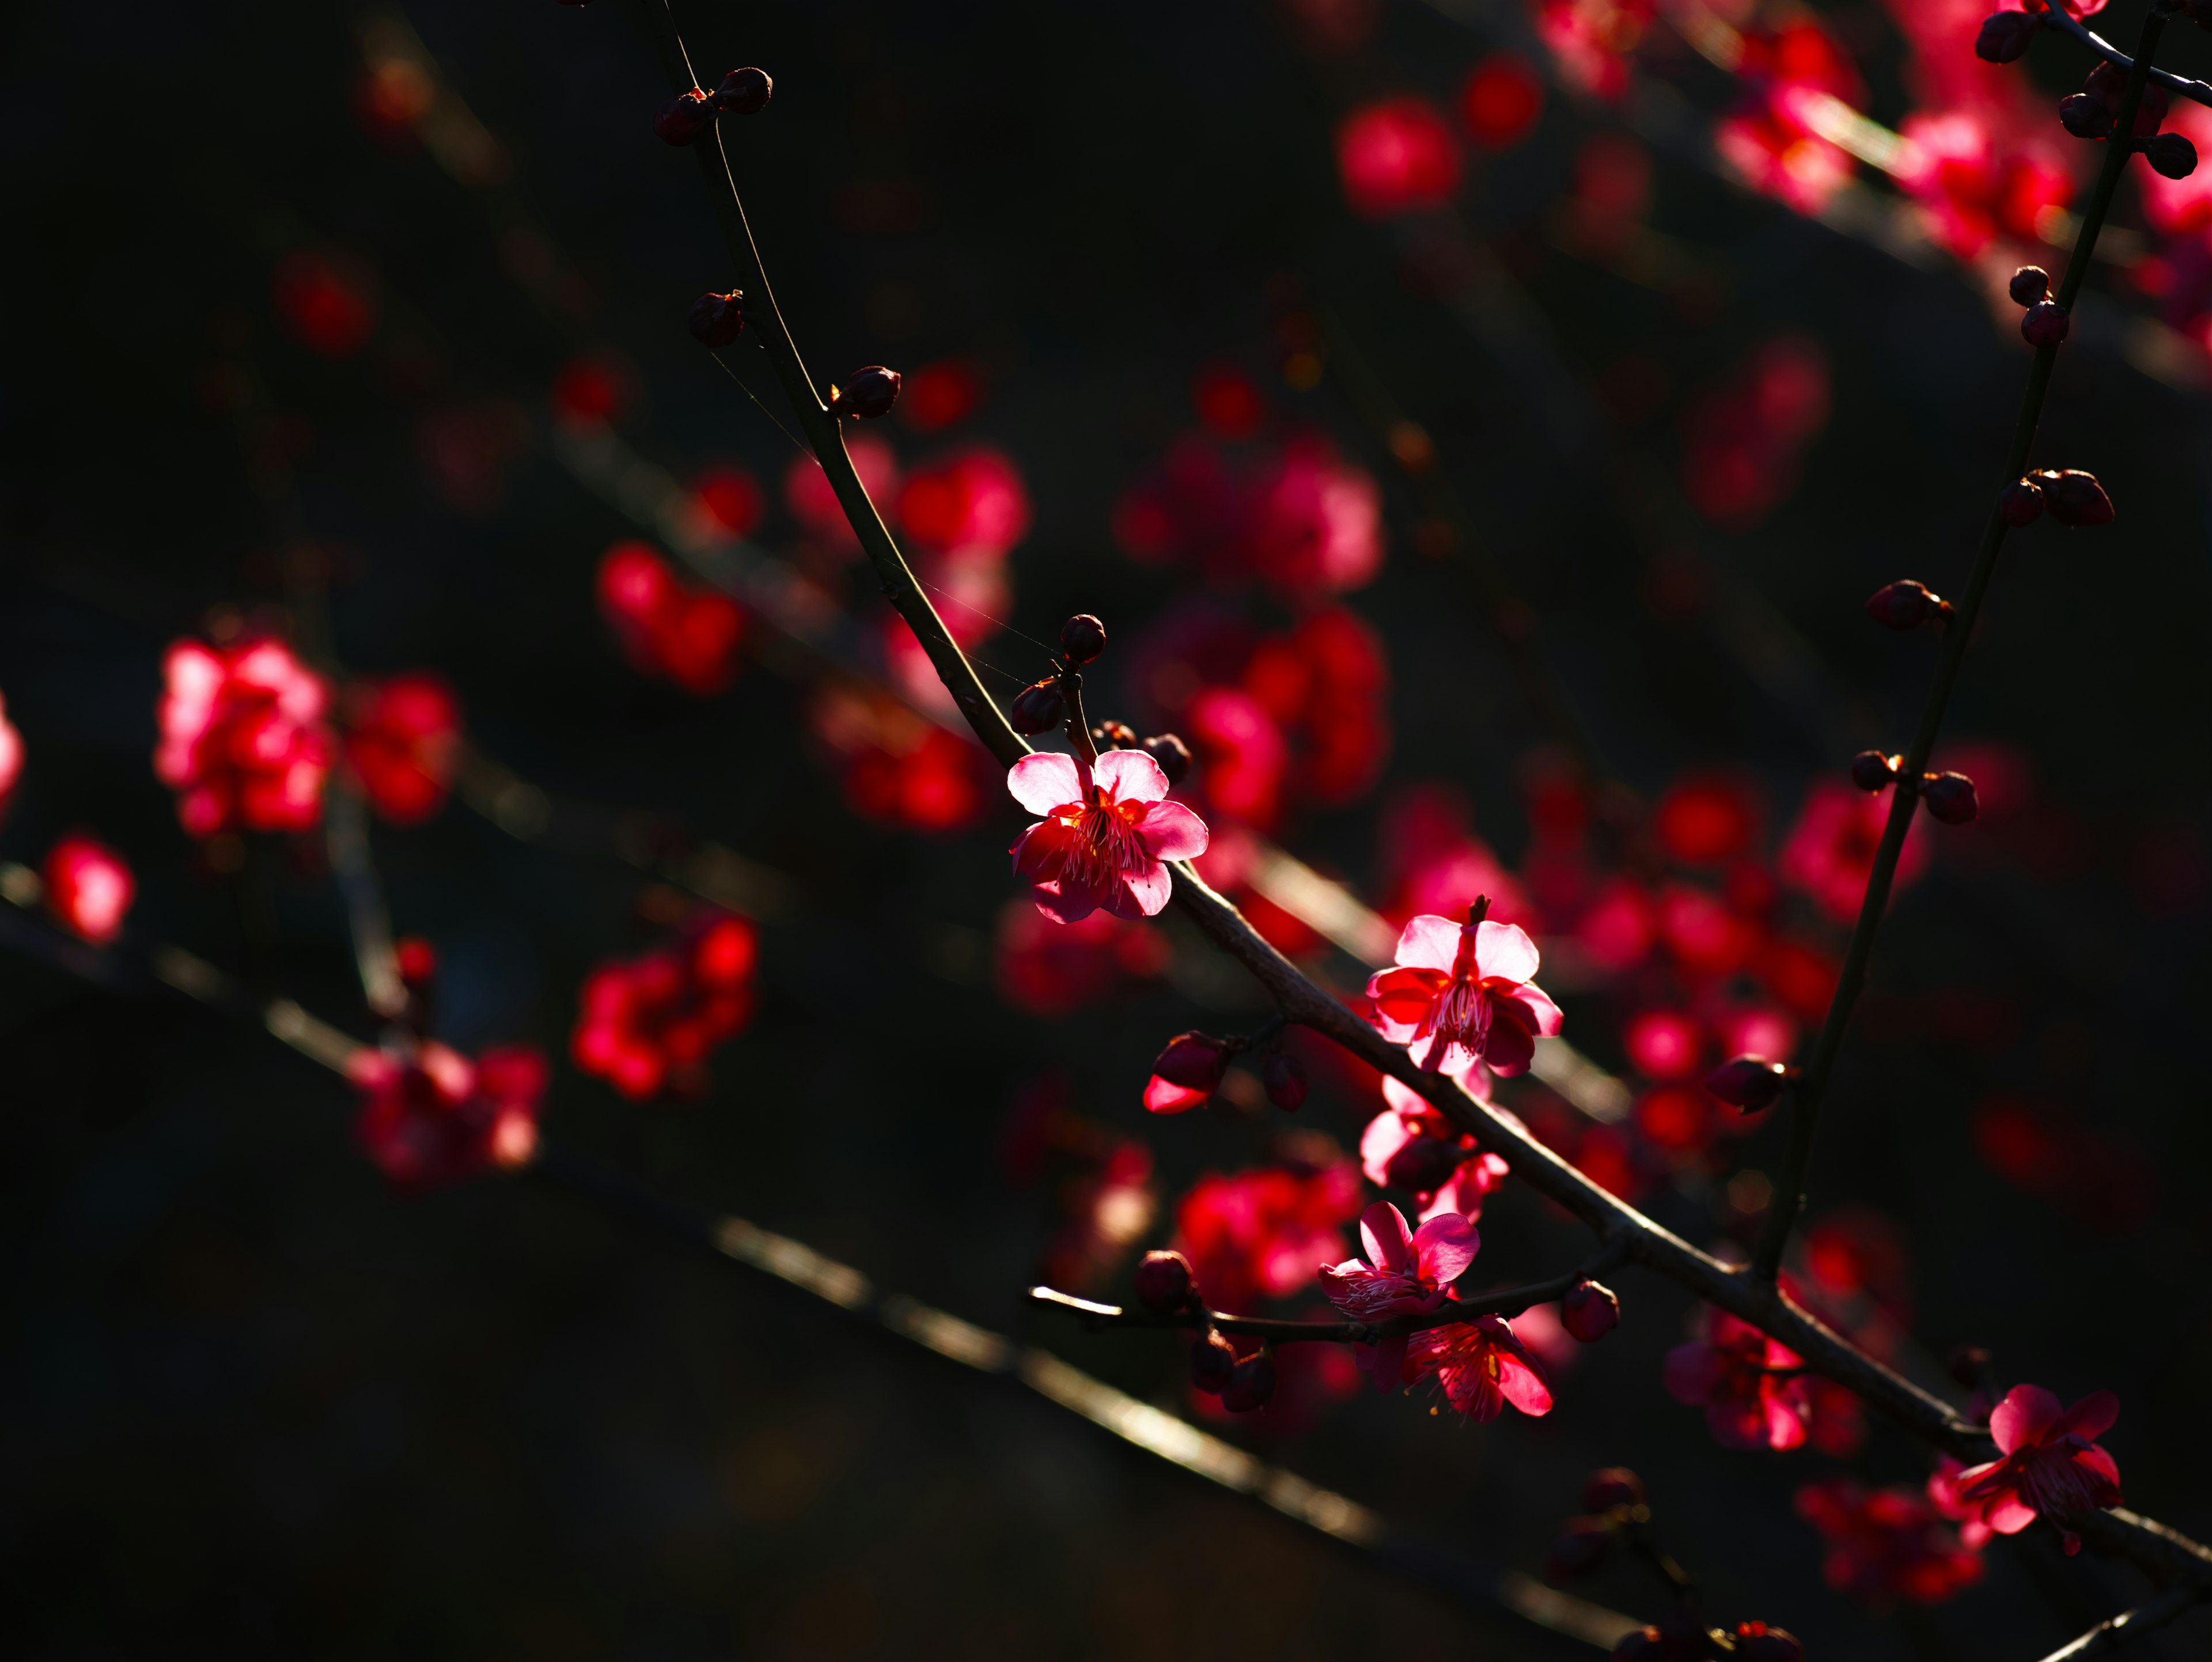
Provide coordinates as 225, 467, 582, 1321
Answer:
1429, 976, 1494, 1053
2019, 1444, 2109, 1519
1050, 789, 1150, 892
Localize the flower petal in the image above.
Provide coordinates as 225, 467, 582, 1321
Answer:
1359, 1106, 1416, 1184
1411, 1213, 1480, 1284
1032, 876, 1105, 925
1109, 860, 1173, 919
1011, 820, 1074, 880
1497, 1348, 1554, 1417
1983, 1496, 2038, 1535
1392, 914, 1465, 972
1134, 798, 1210, 862
1473, 919, 1541, 983
1093, 747, 1169, 805
2052, 1388, 2119, 1445
1358, 1201, 1415, 1273
1494, 982, 1565, 1038
1369, 966, 1449, 1027
1991, 1384, 2065, 1455
1007, 751, 1086, 816
1483, 1016, 1535, 1077
1143, 1074, 1210, 1114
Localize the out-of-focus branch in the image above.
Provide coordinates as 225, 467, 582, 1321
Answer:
2030, 1581, 2212, 1661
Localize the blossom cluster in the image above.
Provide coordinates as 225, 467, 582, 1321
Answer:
571, 911, 760, 1100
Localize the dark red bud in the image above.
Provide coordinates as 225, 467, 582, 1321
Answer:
1261, 1053, 1308, 1112
1975, 11, 2039, 63
1091, 720, 1138, 750
1383, 1134, 1461, 1195
686, 289, 744, 348
393, 936, 438, 987
1189, 1327, 1237, 1394
1703, 1055, 1795, 1114
1059, 613, 1107, 664
1008, 679, 1066, 735
1864, 578, 1941, 630
2021, 300, 2070, 348
1999, 476, 2046, 525
1151, 1031, 1229, 1091
1734, 1623, 1805, 1662
1134, 1249, 1194, 1312
2059, 92, 2111, 139
1921, 770, 1979, 825
2147, 132, 2200, 180
2086, 60, 2128, 107
2008, 265, 2050, 306
1142, 732, 1192, 785
1561, 1279, 1621, 1342
1849, 751, 1897, 793
712, 66, 772, 115
831, 366, 901, 421
2041, 468, 2113, 526
1546, 1516, 1614, 1581
1584, 1467, 1646, 1512
1221, 1347, 1277, 1413
653, 88, 714, 146
1948, 1343, 1993, 1390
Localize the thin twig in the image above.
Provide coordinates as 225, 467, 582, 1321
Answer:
2031, 1581, 2212, 1661
2041, 6, 2212, 112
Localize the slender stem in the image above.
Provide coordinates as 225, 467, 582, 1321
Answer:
2040, 6, 2211, 113
1751, 8, 2169, 1282
1061, 669, 1099, 767
2031, 1583, 2212, 1662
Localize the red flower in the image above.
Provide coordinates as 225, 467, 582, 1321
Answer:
155, 638, 335, 836
1404, 1313, 1554, 1421
1322, 1201, 1481, 1387
1184, 687, 1287, 829
1366, 914, 1563, 1076
350, 1042, 546, 1188
1794, 1478, 1986, 1604
1664, 1308, 1809, 1451
1952, 1385, 2123, 1554
895, 446, 1031, 561
595, 542, 745, 695
1362, 1070, 1513, 1223
1007, 750, 1210, 924
343, 674, 461, 825
1248, 439, 1384, 597
571, 914, 758, 1101
1682, 336, 1831, 530
1460, 54, 1544, 149
1173, 1161, 1361, 1311
0, 690, 21, 821
1536, 0, 1653, 100
43, 836, 134, 945
1894, 109, 2073, 259
1336, 97, 1461, 217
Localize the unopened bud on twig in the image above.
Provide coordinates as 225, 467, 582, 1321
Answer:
1921, 771, 1979, 824
1142, 732, 1192, 785
1584, 1468, 1646, 1512
1059, 614, 1107, 664
2146, 132, 2200, 180
1703, 1055, 1797, 1114
1546, 1516, 1614, 1581
1999, 476, 2046, 526
686, 289, 744, 347
1151, 1031, 1230, 1092
712, 67, 772, 115
1262, 1053, 1308, 1111
653, 88, 715, 146
1733, 1623, 1805, 1662
1864, 579, 1944, 630
1008, 679, 1066, 735
1092, 720, 1138, 751
1975, 11, 2040, 63
2008, 266, 2049, 307
2039, 468, 2113, 526
1562, 1279, 1621, 1342
2059, 92, 2111, 140
1133, 1249, 1194, 1312
1221, 1346, 1277, 1413
830, 366, 901, 420
1190, 1327, 1237, 1394
1850, 751, 1899, 793
2021, 300, 2070, 349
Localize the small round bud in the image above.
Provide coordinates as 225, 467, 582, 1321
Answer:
1221, 1347, 1277, 1413
831, 366, 901, 421
1850, 751, 1899, 793
1734, 1623, 1805, 1662
2059, 92, 2111, 140
686, 289, 744, 348
712, 66, 772, 115
1584, 1467, 1646, 1513
1999, 476, 2046, 526
2086, 61, 2128, 108
1921, 770, 1979, 825
2008, 265, 2050, 306
1546, 1517, 1613, 1581
1134, 1249, 1194, 1312
653, 88, 714, 146
394, 936, 438, 987
2021, 300, 2070, 348
1864, 578, 1941, 630
1561, 1279, 1622, 1342
1091, 720, 1138, 750
1059, 613, 1106, 665
2147, 132, 2199, 180
1261, 1053, 1308, 1112
1007, 678, 1066, 735
1383, 1135, 1461, 1195
1975, 11, 2040, 63
1703, 1055, 1795, 1114
1190, 1327, 1237, 1394
1150, 1031, 1230, 1092
1948, 1343, 1993, 1390
2042, 468, 2113, 526
1142, 732, 1192, 785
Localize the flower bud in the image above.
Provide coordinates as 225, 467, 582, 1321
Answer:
1545, 1516, 1613, 1581
1383, 1134, 1462, 1195
1092, 720, 1138, 750
1059, 613, 1107, 665
2147, 131, 2200, 179
1562, 1279, 1621, 1342
1262, 1053, 1308, 1111
1864, 578, 1941, 630
1134, 1248, 1194, 1312
2086, 61, 2128, 109
1921, 770, 1979, 825
1151, 1031, 1230, 1091
1975, 11, 2039, 63
653, 88, 714, 146
831, 366, 901, 421
2008, 265, 2049, 306
1849, 751, 1897, 793
712, 66, 772, 115
1999, 476, 2046, 526
1007, 678, 1066, 735
1221, 1347, 1277, 1413
2021, 300, 2070, 348
1584, 1467, 1646, 1513
1703, 1055, 1794, 1114
1190, 1327, 1237, 1394
2041, 468, 2113, 526
1734, 1623, 1805, 1662
686, 289, 744, 348
1142, 732, 1192, 785
394, 936, 438, 987
2058, 92, 2111, 139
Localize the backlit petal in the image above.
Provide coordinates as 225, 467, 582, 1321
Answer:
1093, 746, 1169, 805
1109, 860, 1174, 919
1007, 751, 1086, 816
1393, 914, 1465, 972
1134, 798, 1210, 862
1358, 1201, 1415, 1273
1472, 919, 1541, 983
1991, 1385, 2065, 1455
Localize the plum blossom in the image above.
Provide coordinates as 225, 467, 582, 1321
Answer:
155, 637, 335, 836
1952, 1385, 2123, 1554
1173, 1161, 1361, 1311
1794, 1479, 1986, 1605
1366, 911, 1562, 1075
0, 690, 20, 821
572, 913, 758, 1101
350, 1042, 546, 1188
1007, 749, 1210, 924
343, 673, 461, 824
1405, 1314, 1554, 1421
1323, 1201, 1480, 1387
43, 836, 135, 946
1664, 1308, 1810, 1451
1362, 1070, 1513, 1223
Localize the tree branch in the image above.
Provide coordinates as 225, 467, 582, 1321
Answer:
2029, 1581, 2212, 1661
2041, 6, 2212, 113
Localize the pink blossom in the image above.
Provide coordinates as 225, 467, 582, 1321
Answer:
1404, 1313, 1554, 1421
1007, 749, 1210, 924
1362, 1071, 1514, 1223
1664, 1308, 1809, 1451
1952, 1385, 2123, 1554
1248, 438, 1384, 596
155, 637, 335, 836
896, 446, 1031, 561
572, 913, 757, 1101
350, 1042, 546, 1188
1795, 1478, 1987, 1604
1173, 1161, 1361, 1310
1320, 1201, 1479, 1323
1893, 108, 2074, 259
1536, 0, 1653, 101
1184, 687, 1287, 829
43, 836, 135, 945
1336, 97, 1461, 217
595, 542, 745, 694
342, 673, 461, 825
1366, 913, 1563, 1076
0, 690, 21, 821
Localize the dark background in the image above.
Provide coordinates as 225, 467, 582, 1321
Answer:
2, 1, 2209, 1656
